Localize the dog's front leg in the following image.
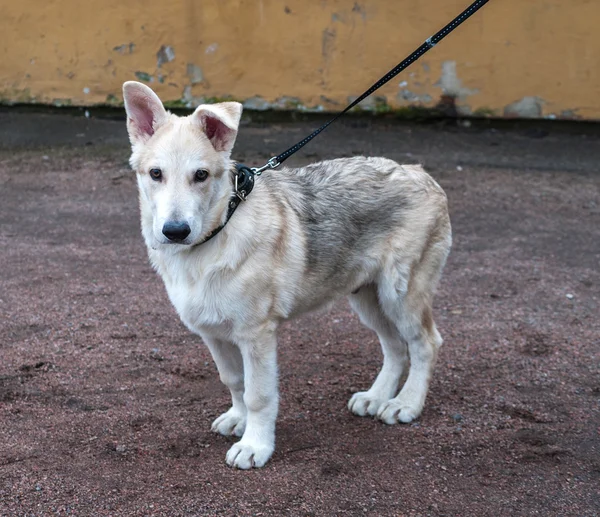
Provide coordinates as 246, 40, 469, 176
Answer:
225, 330, 278, 469
203, 336, 247, 438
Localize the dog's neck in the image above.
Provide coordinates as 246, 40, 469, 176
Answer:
190, 162, 256, 249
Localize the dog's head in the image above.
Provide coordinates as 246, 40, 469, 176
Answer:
123, 81, 242, 248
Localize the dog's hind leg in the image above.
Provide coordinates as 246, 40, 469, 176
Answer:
347, 284, 409, 417
203, 336, 247, 438
376, 231, 450, 424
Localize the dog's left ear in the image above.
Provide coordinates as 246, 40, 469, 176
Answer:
193, 102, 243, 154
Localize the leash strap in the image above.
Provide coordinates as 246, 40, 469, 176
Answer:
252, 0, 490, 174
196, 0, 490, 247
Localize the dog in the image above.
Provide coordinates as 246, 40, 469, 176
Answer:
122, 81, 452, 469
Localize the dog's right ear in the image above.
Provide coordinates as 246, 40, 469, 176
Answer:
122, 81, 168, 145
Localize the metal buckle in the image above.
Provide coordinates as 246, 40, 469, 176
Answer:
234, 173, 247, 201
251, 156, 280, 176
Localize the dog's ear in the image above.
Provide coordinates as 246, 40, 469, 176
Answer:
122, 81, 168, 145
193, 102, 242, 154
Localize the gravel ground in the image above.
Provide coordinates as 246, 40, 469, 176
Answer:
0, 112, 599, 516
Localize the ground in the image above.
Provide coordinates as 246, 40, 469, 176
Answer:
0, 111, 599, 516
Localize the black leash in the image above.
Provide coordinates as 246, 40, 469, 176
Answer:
252, 0, 490, 174
196, 0, 489, 247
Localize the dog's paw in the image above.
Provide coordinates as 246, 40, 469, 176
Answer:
211, 408, 246, 437
376, 398, 421, 424
225, 439, 274, 470
348, 391, 387, 417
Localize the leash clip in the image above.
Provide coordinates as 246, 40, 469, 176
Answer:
251, 156, 280, 176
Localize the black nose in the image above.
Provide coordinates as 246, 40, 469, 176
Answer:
162, 221, 191, 242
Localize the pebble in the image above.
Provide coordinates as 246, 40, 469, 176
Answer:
566, 293, 574, 299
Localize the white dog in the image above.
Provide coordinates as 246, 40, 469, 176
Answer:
123, 81, 452, 469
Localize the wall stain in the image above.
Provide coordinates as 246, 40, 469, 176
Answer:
113, 43, 135, 55
135, 71, 153, 83
504, 96, 545, 118
186, 64, 204, 85
156, 46, 175, 68
351, 2, 367, 22
435, 61, 479, 115
322, 28, 336, 60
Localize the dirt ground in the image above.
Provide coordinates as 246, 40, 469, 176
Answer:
0, 111, 599, 516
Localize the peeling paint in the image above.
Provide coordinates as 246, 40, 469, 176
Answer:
437, 61, 478, 98
1, 1, 597, 120
134, 71, 153, 83
182, 85, 197, 106
241, 95, 325, 112
322, 29, 336, 59
400, 90, 418, 102
113, 43, 135, 55
186, 64, 203, 85
156, 45, 175, 67
320, 95, 340, 107
398, 89, 432, 104
0, 88, 35, 104
504, 96, 544, 118
347, 94, 389, 113
434, 61, 478, 116
274, 96, 302, 109
180, 87, 238, 108
205, 43, 218, 55
351, 2, 367, 21
473, 106, 497, 117
242, 96, 271, 111
560, 109, 580, 120
52, 98, 72, 107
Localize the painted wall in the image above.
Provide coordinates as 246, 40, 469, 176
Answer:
1, 0, 598, 119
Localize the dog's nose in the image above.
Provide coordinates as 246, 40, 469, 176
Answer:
162, 221, 191, 242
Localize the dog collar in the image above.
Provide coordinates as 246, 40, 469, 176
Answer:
192, 163, 255, 247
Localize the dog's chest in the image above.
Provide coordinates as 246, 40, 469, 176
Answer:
157, 256, 238, 336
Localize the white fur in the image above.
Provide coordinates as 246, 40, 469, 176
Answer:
123, 82, 452, 469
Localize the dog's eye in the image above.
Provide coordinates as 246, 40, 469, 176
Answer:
149, 168, 162, 181
194, 169, 209, 183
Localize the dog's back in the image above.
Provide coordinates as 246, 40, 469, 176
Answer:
256, 157, 451, 315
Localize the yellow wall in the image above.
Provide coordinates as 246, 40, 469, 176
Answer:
1, 0, 599, 119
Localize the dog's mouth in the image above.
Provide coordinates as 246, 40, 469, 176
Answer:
164, 238, 190, 245
161, 239, 192, 247
152, 236, 193, 250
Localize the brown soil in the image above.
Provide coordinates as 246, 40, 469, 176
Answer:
0, 113, 599, 516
